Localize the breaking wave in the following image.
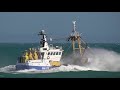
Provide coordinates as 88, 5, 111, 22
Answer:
62, 47, 120, 72
85, 48, 120, 71
0, 64, 99, 74
0, 48, 120, 74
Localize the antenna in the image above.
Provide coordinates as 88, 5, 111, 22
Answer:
49, 38, 52, 41
72, 21, 76, 32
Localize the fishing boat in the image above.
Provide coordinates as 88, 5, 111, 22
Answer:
16, 21, 89, 70
16, 30, 64, 70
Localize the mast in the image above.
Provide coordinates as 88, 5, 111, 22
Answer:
38, 30, 49, 49
68, 21, 87, 58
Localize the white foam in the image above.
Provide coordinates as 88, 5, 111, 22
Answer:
1, 48, 120, 74
0, 64, 99, 74
87, 48, 120, 71
0, 65, 16, 73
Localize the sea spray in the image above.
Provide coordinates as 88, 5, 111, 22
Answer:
62, 47, 120, 71
0, 64, 99, 74
1, 48, 120, 73
85, 48, 120, 71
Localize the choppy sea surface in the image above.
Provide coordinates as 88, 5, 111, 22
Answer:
0, 43, 120, 78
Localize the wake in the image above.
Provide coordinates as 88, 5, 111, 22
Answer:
0, 64, 99, 74
0, 48, 120, 74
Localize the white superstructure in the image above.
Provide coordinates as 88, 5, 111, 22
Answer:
16, 30, 64, 70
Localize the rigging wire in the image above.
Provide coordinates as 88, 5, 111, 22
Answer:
61, 43, 72, 59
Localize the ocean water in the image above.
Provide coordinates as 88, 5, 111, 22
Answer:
0, 43, 120, 78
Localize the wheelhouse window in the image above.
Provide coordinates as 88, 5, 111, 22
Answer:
59, 52, 61, 55
48, 52, 50, 55
43, 48, 47, 50
51, 52, 53, 55
56, 52, 58, 55
53, 52, 56, 55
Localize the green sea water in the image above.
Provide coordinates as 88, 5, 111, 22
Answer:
0, 43, 120, 78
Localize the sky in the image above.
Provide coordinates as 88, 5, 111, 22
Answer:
0, 12, 120, 43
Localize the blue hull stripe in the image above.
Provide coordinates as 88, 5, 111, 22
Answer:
16, 65, 51, 70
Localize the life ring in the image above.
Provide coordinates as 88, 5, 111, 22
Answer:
47, 56, 50, 59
